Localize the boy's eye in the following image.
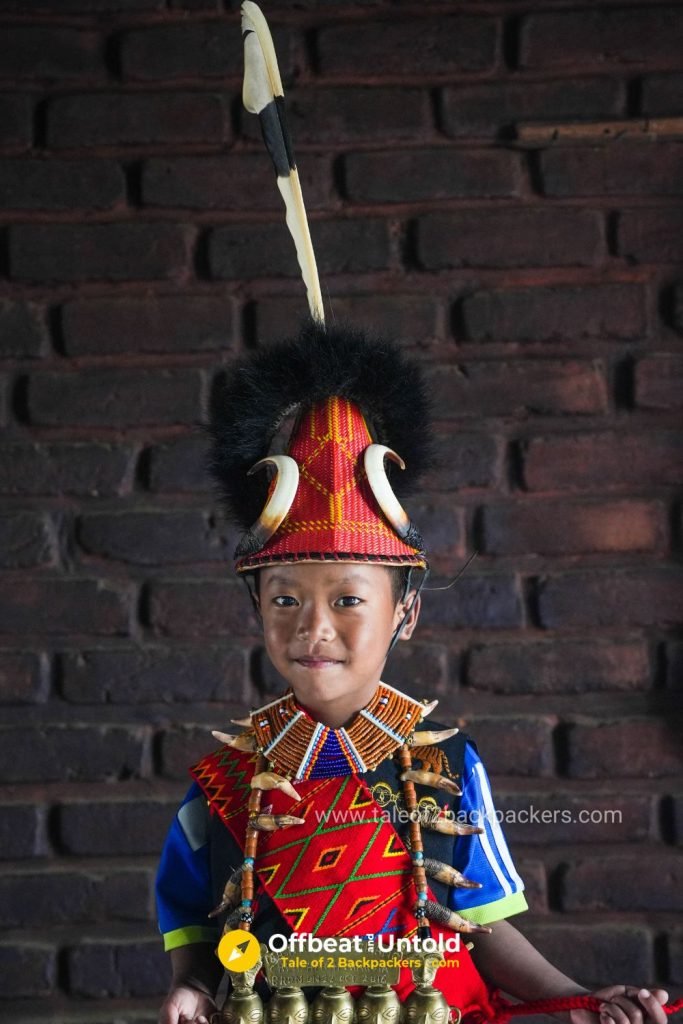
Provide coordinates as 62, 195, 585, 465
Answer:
335, 595, 362, 607
272, 595, 298, 607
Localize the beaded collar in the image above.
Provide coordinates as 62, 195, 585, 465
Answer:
250, 683, 427, 782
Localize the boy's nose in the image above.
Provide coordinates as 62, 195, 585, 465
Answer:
296, 602, 335, 641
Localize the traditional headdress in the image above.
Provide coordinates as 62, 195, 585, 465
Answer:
207, 1, 432, 575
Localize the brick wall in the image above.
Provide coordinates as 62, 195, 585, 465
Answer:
1, 0, 681, 1020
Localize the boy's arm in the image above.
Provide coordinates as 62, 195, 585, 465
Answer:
470, 920, 668, 1024
159, 943, 224, 1024
469, 919, 588, 1001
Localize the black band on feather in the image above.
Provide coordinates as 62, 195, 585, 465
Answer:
258, 97, 296, 176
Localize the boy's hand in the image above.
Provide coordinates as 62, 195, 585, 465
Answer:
571, 986, 669, 1024
158, 984, 217, 1024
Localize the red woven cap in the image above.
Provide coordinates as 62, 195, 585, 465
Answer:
235, 396, 425, 571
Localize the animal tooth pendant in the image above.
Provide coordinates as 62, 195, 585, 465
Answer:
355, 983, 401, 1024
400, 769, 461, 797
249, 813, 305, 832
212, 729, 258, 752
309, 986, 354, 1024
403, 952, 451, 1024
410, 727, 459, 746
419, 699, 439, 719
424, 899, 492, 935
209, 866, 243, 917
421, 815, 483, 837
423, 857, 482, 889
251, 772, 301, 802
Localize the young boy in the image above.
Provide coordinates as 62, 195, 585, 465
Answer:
156, 8, 670, 1023
155, 330, 668, 1024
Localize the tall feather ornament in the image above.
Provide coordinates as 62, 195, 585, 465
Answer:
241, 1, 325, 324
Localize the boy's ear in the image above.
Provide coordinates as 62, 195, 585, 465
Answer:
396, 592, 421, 641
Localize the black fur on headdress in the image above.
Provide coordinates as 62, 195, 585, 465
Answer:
206, 319, 434, 530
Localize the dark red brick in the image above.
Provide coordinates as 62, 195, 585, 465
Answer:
0, 94, 32, 149
672, 284, 683, 335
316, 17, 498, 76
160, 725, 231, 778
463, 715, 556, 776
0, 300, 49, 358
670, 928, 683, 985
147, 579, 259, 638
63, 295, 234, 356
410, 495, 465, 565
384, 642, 450, 699
60, 645, 248, 704
0, 443, 133, 496
0, 375, 7, 426
0, 512, 55, 568
1, 725, 150, 782
0, 651, 49, 704
667, 641, 683, 690
9, 223, 191, 283
0, 158, 123, 210
566, 718, 682, 779
343, 149, 521, 203
242, 86, 431, 145
641, 73, 683, 115
0, 944, 56, 998
522, 432, 683, 492
1, 868, 153, 926
618, 208, 683, 263
418, 573, 522, 631
540, 144, 683, 197
28, 369, 202, 428
77, 509, 232, 566
482, 499, 665, 556
520, 7, 683, 69
538, 569, 683, 629
0, 26, 103, 80
416, 209, 604, 269
0, 804, 47, 858
0, 578, 131, 636
467, 639, 651, 695
121, 22, 292, 81
516, 924, 654, 988
635, 353, 683, 410
515, 859, 547, 913
67, 940, 168, 998
47, 93, 228, 148
426, 360, 607, 419
422, 433, 501, 493
441, 78, 625, 139
143, 153, 331, 211
209, 220, 391, 279
254, 294, 441, 348
58, 799, 176, 855
459, 284, 646, 343
495, 792, 653, 845
674, 797, 683, 845
562, 854, 683, 912
147, 436, 213, 494
0, 0, 163, 8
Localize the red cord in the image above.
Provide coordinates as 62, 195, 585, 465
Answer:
489, 995, 683, 1022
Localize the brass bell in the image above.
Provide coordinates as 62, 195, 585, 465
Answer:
309, 986, 354, 1024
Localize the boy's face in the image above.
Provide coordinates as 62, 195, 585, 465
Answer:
257, 563, 419, 728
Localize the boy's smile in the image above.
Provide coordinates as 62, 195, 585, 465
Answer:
257, 563, 420, 729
